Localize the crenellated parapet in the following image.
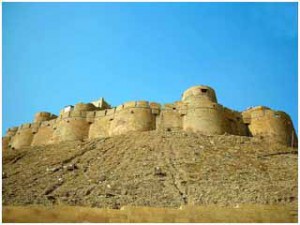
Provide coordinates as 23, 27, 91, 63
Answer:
89, 101, 160, 139
3, 87, 297, 150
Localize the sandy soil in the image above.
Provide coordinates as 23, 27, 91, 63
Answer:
3, 204, 297, 223
2, 130, 298, 221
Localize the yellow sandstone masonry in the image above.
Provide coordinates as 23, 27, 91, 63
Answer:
3, 85, 297, 149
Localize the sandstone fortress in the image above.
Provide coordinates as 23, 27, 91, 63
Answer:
3, 85, 297, 150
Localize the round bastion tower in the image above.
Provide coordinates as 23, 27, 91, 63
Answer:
51, 103, 96, 143
182, 85, 225, 135
242, 106, 297, 147
31, 112, 58, 146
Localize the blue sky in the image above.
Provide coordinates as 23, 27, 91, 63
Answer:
2, 2, 298, 135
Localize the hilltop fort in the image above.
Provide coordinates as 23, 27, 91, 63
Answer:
2, 85, 297, 150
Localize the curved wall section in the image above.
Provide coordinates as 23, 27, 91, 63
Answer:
158, 109, 182, 131
183, 104, 225, 135
89, 116, 111, 139
51, 118, 90, 143
10, 123, 39, 149
246, 108, 297, 146
74, 103, 97, 112
31, 120, 56, 146
110, 102, 155, 136
182, 85, 217, 104
34, 112, 57, 123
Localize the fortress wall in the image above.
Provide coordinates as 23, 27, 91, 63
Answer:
223, 108, 248, 136
89, 101, 159, 139
34, 112, 57, 123
51, 103, 97, 143
90, 108, 115, 139
158, 109, 182, 131
88, 116, 111, 139
3, 127, 19, 149
150, 102, 161, 130
6, 127, 18, 137
183, 104, 225, 135
74, 103, 97, 112
86, 111, 96, 123
31, 119, 57, 146
157, 103, 182, 131
10, 123, 40, 149
109, 101, 155, 136
243, 107, 297, 146
5, 85, 296, 148
51, 117, 90, 143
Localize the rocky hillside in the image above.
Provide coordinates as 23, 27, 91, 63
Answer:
2, 131, 298, 209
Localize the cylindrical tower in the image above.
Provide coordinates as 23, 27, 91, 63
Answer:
182, 85, 217, 104
31, 120, 56, 146
182, 85, 225, 135
2, 127, 18, 150
10, 123, 40, 149
109, 101, 155, 136
73, 103, 97, 112
243, 106, 297, 146
51, 103, 94, 143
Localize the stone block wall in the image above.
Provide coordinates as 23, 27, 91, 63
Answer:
3, 87, 297, 150
242, 107, 297, 147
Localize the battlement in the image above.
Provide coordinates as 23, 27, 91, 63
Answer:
3, 85, 297, 150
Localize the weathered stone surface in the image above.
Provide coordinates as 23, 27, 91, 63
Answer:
4, 85, 297, 149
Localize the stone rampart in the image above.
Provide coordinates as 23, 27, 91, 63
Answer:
3, 86, 297, 149
242, 107, 297, 146
10, 123, 40, 149
89, 101, 159, 139
223, 107, 248, 136
51, 103, 96, 143
182, 85, 217, 104
31, 119, 57, 146
2, 127, 19, 150
183, 103, 225, 135
157, 103, 182, 131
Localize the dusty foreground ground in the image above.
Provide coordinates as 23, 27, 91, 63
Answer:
2, 131, 298, 222
3, 205, 297, 223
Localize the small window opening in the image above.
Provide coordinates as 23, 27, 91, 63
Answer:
172, 107, 176, 110
47, 124, 50, 126
131, 110, 134, 114
109, 118, 114, 121
201, 89, 208, 93
32, 132, 36, 134
67, 120, 70, 123
166, 128, 171, 132
88, 122, 93, 124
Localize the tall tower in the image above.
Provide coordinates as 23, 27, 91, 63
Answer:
182, 85, 225, 135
